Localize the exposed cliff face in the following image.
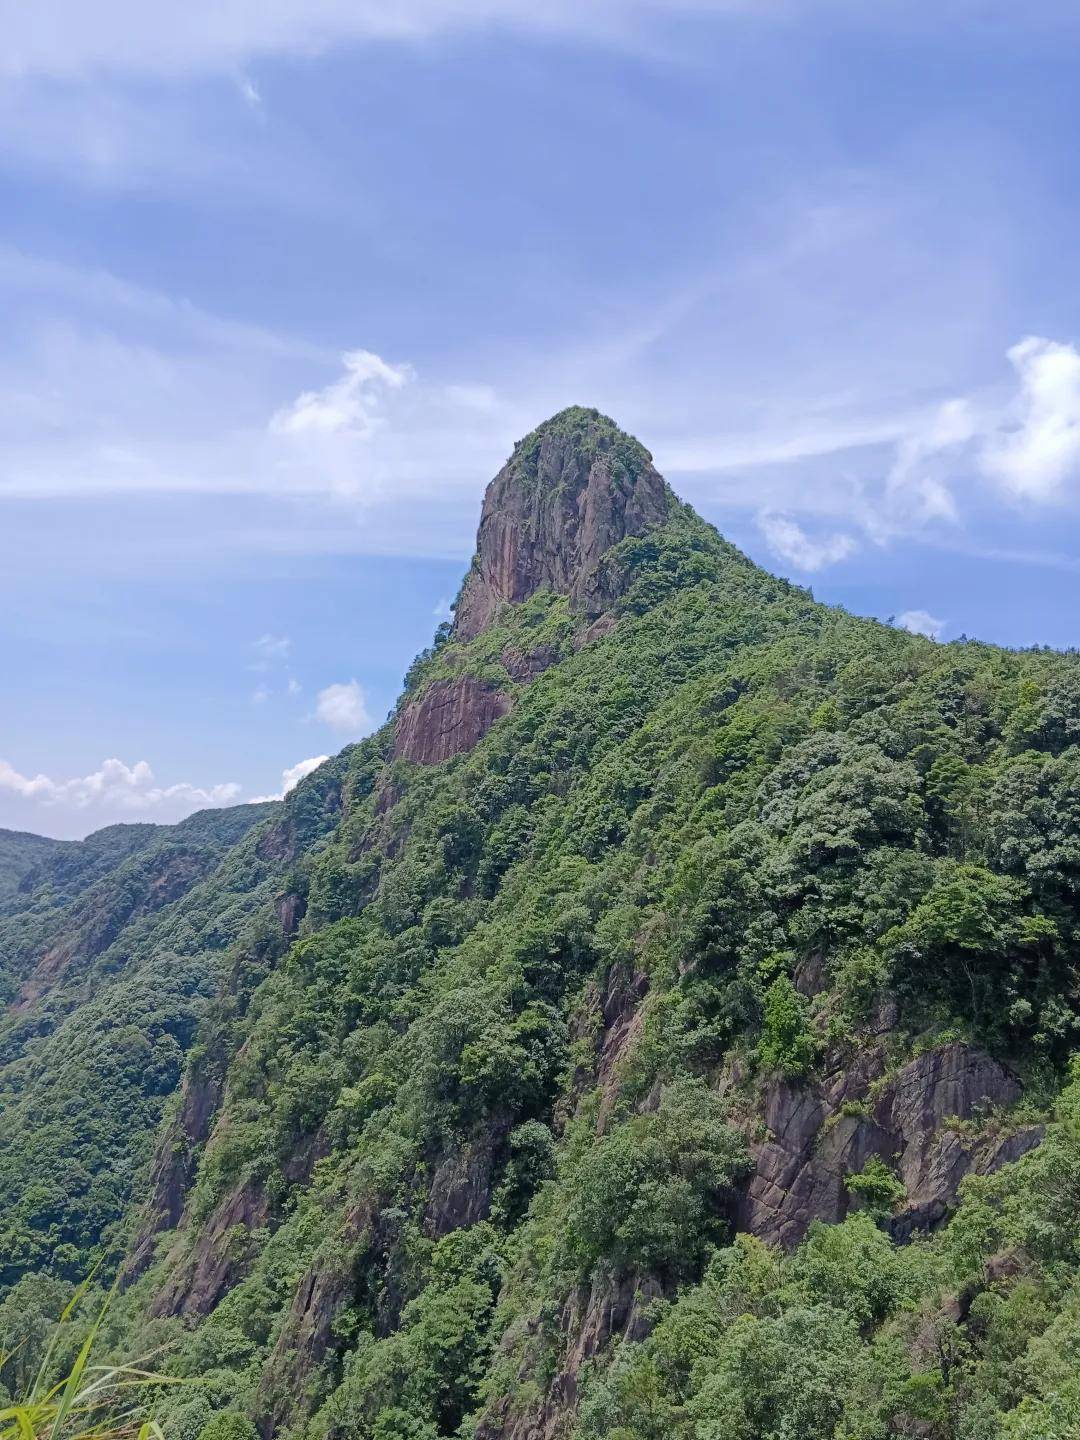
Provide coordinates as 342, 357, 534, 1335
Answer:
424, 1120, 510, 1235
478, 1270, 663, 1440
741, 1039, 1043, 1247
255, 1212, 366, 1438
453, 407, 672, 641
150, 1175, 270, 1320
501, 642, 559, 683
393, 409, 669, 767
124, 1058, 224, 1280
395, 675, 512, 765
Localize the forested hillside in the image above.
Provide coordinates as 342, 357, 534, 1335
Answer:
4, 407, 1080, 1440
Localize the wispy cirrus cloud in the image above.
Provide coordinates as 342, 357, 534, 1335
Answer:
10, 0, 1074, 83
251, 633, 292, 667
4, 1, 770, 80
757, 512, 857, 573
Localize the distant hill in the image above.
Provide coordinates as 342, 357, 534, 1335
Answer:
0, 826, 67, 901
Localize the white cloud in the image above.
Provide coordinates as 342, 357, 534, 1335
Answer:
896, 609, 945, 640
872, 397, 973, 538
757, 512, 857, 572
282, 755, 326, 791
287, 677, 302, 696
270, 350, 412, 438
981, 337, 1080, 501
261, 347, 516, 512
251, 684, 271, 704
250, 754, 328, 802
0, 757, 241, 812
315, 680, 374, 734
0, 245, 327, 364
741, 339, 1080, 568
660, 414, 918, 474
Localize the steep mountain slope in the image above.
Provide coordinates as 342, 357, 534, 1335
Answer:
6, 406, 1080, 1440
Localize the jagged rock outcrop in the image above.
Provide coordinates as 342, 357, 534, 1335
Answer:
741, 1040, 1044, 1248
275, 888, 306, 937
255, 1199, 413, 1436
596, 964, 649, 1127
124, 1060, 225, 1280
255, 1206, 372, 1438
395, 675, 511, 764
151, 1176, 270, 1320
501, 642, 559, 683
453, 407, 672, 641
393, 409, 667, 766
424, 1121, 510, 1236
478, 1270, 663, 1440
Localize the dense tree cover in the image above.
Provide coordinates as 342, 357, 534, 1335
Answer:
7, 426, 1080, 1439
579, 1067, 1080, 1440
0, 829, 66, 903
0, 797, 336, 1287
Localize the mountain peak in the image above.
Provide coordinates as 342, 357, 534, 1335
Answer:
452, 407, 673, 639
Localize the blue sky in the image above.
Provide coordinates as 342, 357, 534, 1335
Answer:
6, 1, 1080, 837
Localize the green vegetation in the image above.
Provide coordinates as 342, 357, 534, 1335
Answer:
6, 413, 1080, 1438
0, 829, 67, 904
580, 1069, 1080, 1440
0, 797, 335, 1287
0, 1276, 175, 1440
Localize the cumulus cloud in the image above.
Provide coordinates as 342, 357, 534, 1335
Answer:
270, 350, 412, 438
0, 757, 240, 812
896, 609, 945, 640
314, 680, 374, 734
261, 347, 513, 511
250, 754, 328, 803
260, 348, 512, 518
981, 337, 1080, 501
758, 512, 857, 572
282, 755, 326, 791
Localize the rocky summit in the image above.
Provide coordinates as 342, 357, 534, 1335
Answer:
452, 407, 673, 640
4, 408, 1080, 1440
